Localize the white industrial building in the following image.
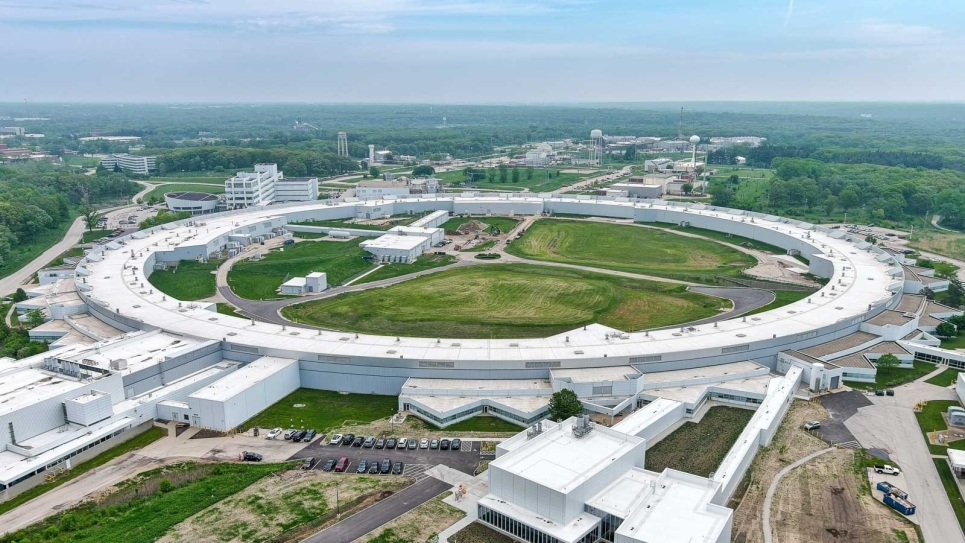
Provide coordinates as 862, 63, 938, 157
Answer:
279, 272, 327, 295
164, 191, 222, 215
525, 143, 555, 167
100, 153, 157, 175
187, 356, 300, 431
356, 177, 441, 199
275, 177, 319, 202
644, 158, 674, 172
608, 183, 662, 199
225, 163, 280, 208
359, 210, 448, 262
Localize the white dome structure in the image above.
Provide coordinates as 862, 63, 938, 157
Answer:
689, 135, 701, 145
590, 129, 603, 139
536, 143, 553, 154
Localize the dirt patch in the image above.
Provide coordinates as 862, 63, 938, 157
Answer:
730, 401, 919, 543
356, 493, 464, 542
190, 429, 227, 439
455, 220, 489, 235
159, 470, 412, 543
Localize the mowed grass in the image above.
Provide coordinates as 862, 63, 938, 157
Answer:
244, 389, 398, 432
644, 406, 754, 476
282, 264, 728, 339
913, 399, 965, 455
657, 224, 786, 254
927, 368, 963, 387
934, 458, 965, 535
353, 253, 457, 285
147, 259, 220, 301
846, 360, 935, 391
441, 216, 521, 235
144, 183, 223, 202
81, 229, 113, 243
442, 416, 523, 433
228, 239, 372, 300
505, 219, 755, 282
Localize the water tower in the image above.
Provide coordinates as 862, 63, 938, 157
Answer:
337, 131, 348, 157
590, 129, 603, 165
689, 135, 700, 173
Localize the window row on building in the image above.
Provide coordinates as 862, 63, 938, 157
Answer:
2, 427, 129, 490
479, 505, 599, 543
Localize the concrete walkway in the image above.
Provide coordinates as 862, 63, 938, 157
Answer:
762, 447, 835, 543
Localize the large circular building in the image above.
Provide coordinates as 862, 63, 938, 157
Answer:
163, 190, 221, 215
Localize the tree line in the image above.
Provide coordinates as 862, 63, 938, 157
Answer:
153, 147, 359, 177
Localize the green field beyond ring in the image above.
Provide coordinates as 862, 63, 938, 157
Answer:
281, 264, 729, 339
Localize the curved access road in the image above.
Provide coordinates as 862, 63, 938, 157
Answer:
762, 447, 835, 543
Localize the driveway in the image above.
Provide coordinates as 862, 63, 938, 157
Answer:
845, 380, 965, 543
812, 390, 872, 447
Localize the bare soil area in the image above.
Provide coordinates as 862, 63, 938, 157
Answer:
730, 401, 919, 543
356, 493, 464, 542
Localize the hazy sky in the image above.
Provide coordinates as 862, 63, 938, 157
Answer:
2, 0, 963, 102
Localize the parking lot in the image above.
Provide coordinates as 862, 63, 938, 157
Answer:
289, 435, 483, 478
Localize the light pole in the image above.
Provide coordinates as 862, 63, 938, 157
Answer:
336, 481, 340, 518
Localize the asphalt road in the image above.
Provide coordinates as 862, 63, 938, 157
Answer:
679, 287, 776, 327
300, 476, 451, 543
812, 390, 872, 447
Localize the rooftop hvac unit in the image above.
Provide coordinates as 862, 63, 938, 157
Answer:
572, 414, 594, 438
110, 358, 128, 371
228, 249, 239, 257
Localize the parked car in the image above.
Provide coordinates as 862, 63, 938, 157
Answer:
430, 439, 439, 450
875, 464, 901, 475
334, 457, 350, 472
408, 438, 417, 450
397, 438, 408, 449
341, 434, 355, 445
386, 438, 397, 449
242, 451, 263, 462
874, 390, 885, 396
357, 460, 368, 474
420, 438, 429, 449
303, 429, 317, 442
293, 430, 308, 442
375, 437, 387, 449
392, 461, 404, 475
283, 239, 295, 246
301, 457, 315, 470
886, 389, 895, 396
363, 437, 376, 448
352, 436, 364, 447
330, 434, 343, 445
440, 439, 450, 451
284, 429, 297, 440
368, 460, 380, 474
451, 438, 462, 451
380, 458, 392, 474
322, 459, 336, 472
266, 428, 283, 440
803, 421, 821, 431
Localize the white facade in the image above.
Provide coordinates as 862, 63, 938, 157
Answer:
164, 191, 221, 215
275, 177, 319, 202
100, 153, 157, 175
609, 183, 662, 199
225, 164, 280, 208
187, 356, 300, 431
356, 180, 411, 199
360, 234, 428, 263
279, 272, 327, 295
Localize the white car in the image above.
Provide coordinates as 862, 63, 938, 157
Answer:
283, 429, 297, 440
803, 421, 821, 431
329, 433, 343, 445
397, 438, 408, 449
265, 427, 283, 440
420, 438, 430, 449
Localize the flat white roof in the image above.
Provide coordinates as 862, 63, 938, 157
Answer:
642, 374, 772, 404
611, 398, 682, 436
585, 467, 659, 518
491, 417, 644, 493
402, 378, 551, 391
948, 448, 965, 469
360, 234, 426, 251
642, 360, 768, 386
282, 277, 307, 287
188, 356, 296, 403
59, 331, 208, 376
0, 368, 89, 417
551, 365, 640, 383
615, 469, 730, 543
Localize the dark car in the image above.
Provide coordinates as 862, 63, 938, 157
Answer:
341, 434, 356, 445
392, 461, 404, 475
363, 437, 376, 448
440, 439, 450, 451
301, 457, 315, 470
386, 438, 397, 449
380, 458, 392, 474
322, 458, 336, 471
242, 451, 263, 462
886, 389, 895, 396
293, 430, 308, 442
334, 457, 349, 472
451, 439, 462, 451
352, 436, 364, 447
430, 439, 439, 450
407, 438, 417, 450
875, 390, 885, 396
357, 460, 368, 474
368, 459, 380, 474
375, 437, 386, 449
303, 429, 317, 442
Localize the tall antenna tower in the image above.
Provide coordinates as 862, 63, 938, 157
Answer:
337, 131, 348, 157
677, 107, 684, 139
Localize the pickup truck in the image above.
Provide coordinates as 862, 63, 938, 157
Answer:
874, 464, 901, 475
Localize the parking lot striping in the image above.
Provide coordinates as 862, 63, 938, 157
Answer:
402, 464, 434, 482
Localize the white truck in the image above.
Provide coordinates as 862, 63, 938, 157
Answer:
874, 464, 901, 475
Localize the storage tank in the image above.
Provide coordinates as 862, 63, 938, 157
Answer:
329, 230, 351, 239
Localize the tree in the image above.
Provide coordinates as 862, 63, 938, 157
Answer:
947, 315, 965, 331
547, 389, 583, 422
412, 165, 435, 177
710, 185, 735, 207
25, 309, 45, 328
623, 145, 637, 161
874, 353, 901, 369
487, 169, 496, 183
285, 158, 307, 177
864, 235, 877, 245
80, 206, 102, 233
727, 174, 740, 185
681, 183, 693, 195
12, 288, 27, 303
511, 168, 520, 183
526, 167, 534, 180
369, 166, 381, 179
839, 188, 860, 212
937, 322, 957, 338
824, 195, 838, 217
498, 164, 508, 183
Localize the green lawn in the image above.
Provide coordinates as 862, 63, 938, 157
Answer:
0, 215, 77, 287
441, 216, 521, 235
914, 399, 965, 454
644, 406, 754, 475
462, 240, 498, 252
505, 219, 756, 282
657, 224, 786, 254
743, 290, 813, 317
440, 416, 523, 433
433, 168, 592, 192
143, 183, 223, 202
244, 389, 398, 432
934, 459, 965, 535
282, 264, 728, 339
0, 426, 167, 517
228, 240, 372, 300
216, 303, 244, 319
927, 368, 963, 387
147, 259, 220, 301
846, 360, 936, 390
0, 461, 285, 543
81, 229, 113, 243
352, 254, 457, 285
942, 335, 965, 350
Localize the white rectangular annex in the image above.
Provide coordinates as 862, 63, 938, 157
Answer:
187, 356, 299, 431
